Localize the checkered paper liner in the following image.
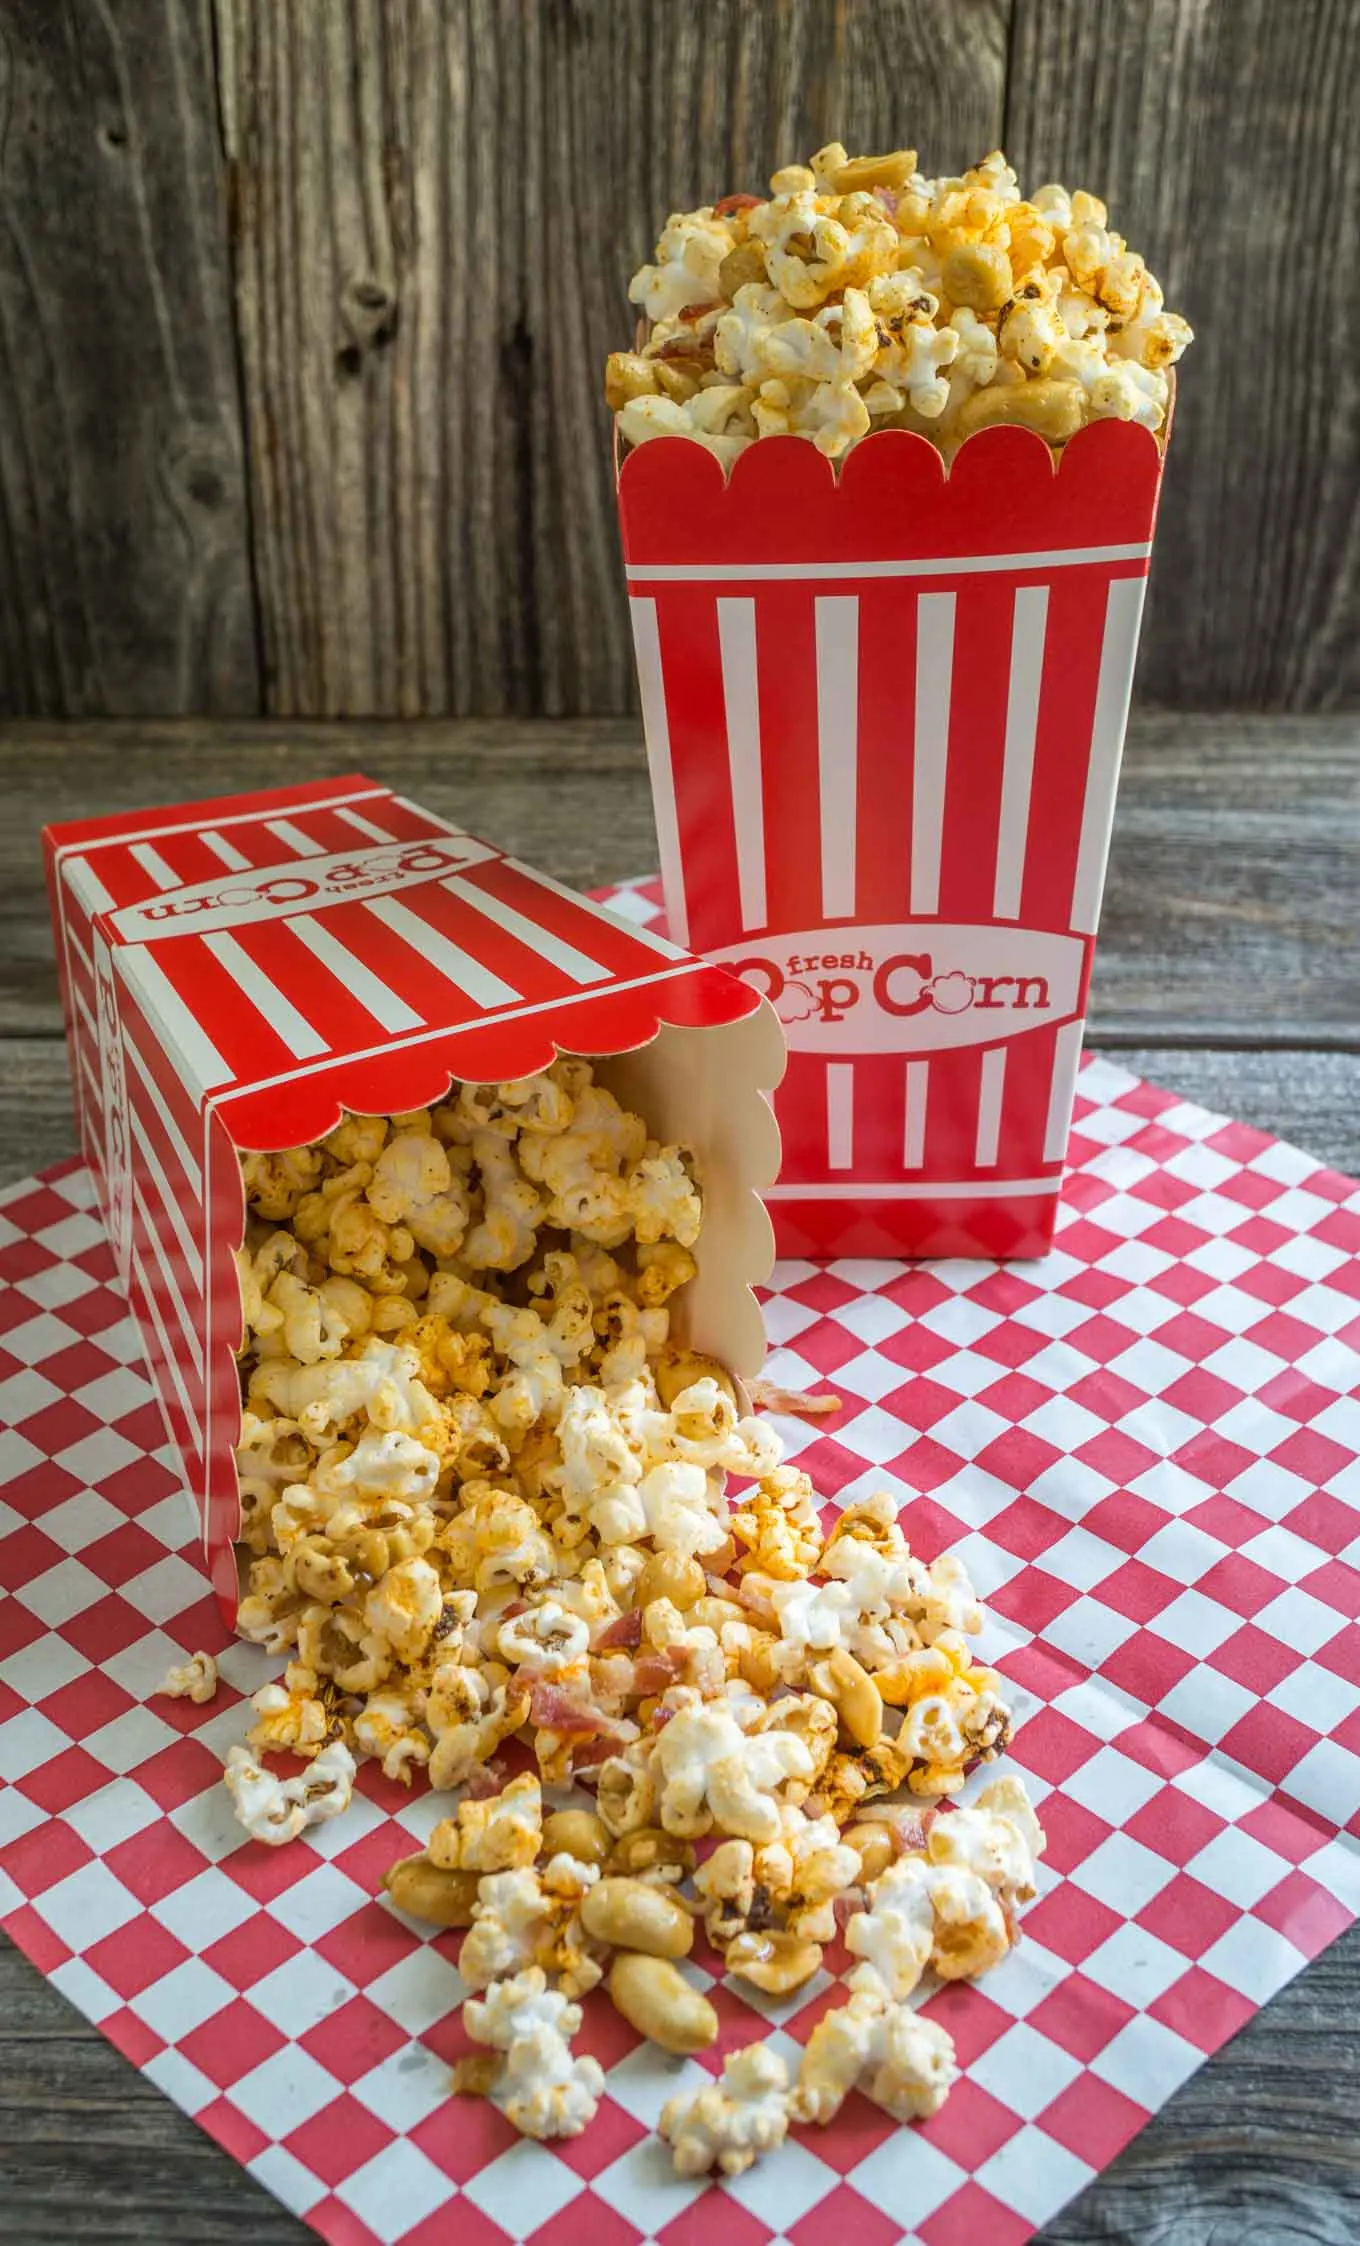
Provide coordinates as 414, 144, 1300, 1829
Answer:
4, 884, 1360, 2246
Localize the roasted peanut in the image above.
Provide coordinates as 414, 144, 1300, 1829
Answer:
654, 1348, 737, 1411
717, 239, 769, 299
608, 1826, 695, 1880
957, 377, 1085, 444
942, 241, 1014, 313
541, 1809, 610, 1868
806, 1646, 883, 1749
636, 1551, 707, 1612
607, 1953, 717, 2054
382, 1853, 479, 1928
841, 1821, 896, 1884
723, 1928, 823, 1996
580, 1877, 694, 1959
825, 147, 918, 195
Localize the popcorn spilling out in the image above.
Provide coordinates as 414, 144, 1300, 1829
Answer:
223, 1060, 1040, 2167
608, 142, 1191, 462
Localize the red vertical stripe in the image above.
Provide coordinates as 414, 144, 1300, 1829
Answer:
853, 1053, 907, 1184
923, 1047, 984, 1178
656, 591, 745, 951
753, 586, 823, 939
775, 1055, 832, 1182
1020, 571, 1112, 932
854, 582, 918, 927
937, 577, 1015, 922
998, 1023, 1067, 1182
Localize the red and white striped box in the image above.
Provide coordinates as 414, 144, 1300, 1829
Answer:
43, 773, 784, 1617
618, 418, 1167, 1262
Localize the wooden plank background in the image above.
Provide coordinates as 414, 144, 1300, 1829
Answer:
1, 0, 1356, 719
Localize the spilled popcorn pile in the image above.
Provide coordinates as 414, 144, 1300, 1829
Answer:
199, 1060, 1042, 2173
607, 140, 1192, 463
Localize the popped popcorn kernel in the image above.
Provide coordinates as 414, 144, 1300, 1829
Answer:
611, 142, 1189, 461
229, 1084, 1043, 2169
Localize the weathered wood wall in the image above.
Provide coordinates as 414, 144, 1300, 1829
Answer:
1, 0, 1356, 719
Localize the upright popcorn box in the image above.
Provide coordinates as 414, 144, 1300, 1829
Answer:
44, 774, 784, 1616
618, 418, 1166, 1259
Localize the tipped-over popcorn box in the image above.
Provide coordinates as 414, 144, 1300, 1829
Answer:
43, 774, 784, 1616
618, 418, 1167, 1259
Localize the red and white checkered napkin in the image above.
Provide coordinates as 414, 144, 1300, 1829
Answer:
5, 886, 1360, 2246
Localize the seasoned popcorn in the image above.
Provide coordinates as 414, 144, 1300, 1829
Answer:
156, 1650, 218, 1705
463, 1966, 605, 2139
610, 142, 1189, 462
224, 1739, 355, 1846
792, 1988, 958, 2125
660, 2043, 791, 2177
226, 1060, 1046, 2169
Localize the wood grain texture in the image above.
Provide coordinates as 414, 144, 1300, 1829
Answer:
2, 1922, 1359, 2246
214, 0, 1007, 717
2, 710, 1355, 1040
0, 0, 259, 715
1006, 0, 1360, 712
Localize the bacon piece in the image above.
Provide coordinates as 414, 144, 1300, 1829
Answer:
568, 1734, 617, 1772
632, 1646, 688, 1698
529, 1681, 629, 1739
593, 1609, 644, 1651
713, 192, 762, 216
748, 1378, 842, 1420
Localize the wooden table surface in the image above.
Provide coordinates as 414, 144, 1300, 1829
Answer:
2, 714, 1358, 2244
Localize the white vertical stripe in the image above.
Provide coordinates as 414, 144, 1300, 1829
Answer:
827, 1063, 855, 1170
266, 817, 327, 858
975, 1048, 1007, 1168
130, 1108, 200, 1280
993, 586, 1049, 919
118, 948, 230, 1094
1071, 575, 1147, 933
64, 855, 115, 915
290, 913, 426, 1029
334, 805, 396, 843
394, 796, 466, 835
201, 829, 252, 871
716, 599, 767, 931
904, 1060, 928, 1168
133, 1188, 200, 1371
366, 896, 522, 1007
129, 840, 178, 889
73, 985, 98, 1043
911, 592, 955, 915
504, 859, 687, 960
629, 598, 689, 948
203, 930, 330, 1057
1044, 1018, 1087, 1161
442, 876, 609, 985
816, 597, 859, 919
132, 1241, 201, 1441
124, 1035, 197, 1184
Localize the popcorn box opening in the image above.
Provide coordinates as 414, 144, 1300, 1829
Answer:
43, 774, 785, 1617
618, 417, 1167, 1260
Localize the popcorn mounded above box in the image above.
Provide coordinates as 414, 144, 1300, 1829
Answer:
43, 775, 783, 1616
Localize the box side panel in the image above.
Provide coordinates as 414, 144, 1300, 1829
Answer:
594, 1004, 784, 1379
112, 974, 215, 1561
619, 421, 1162, 1255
